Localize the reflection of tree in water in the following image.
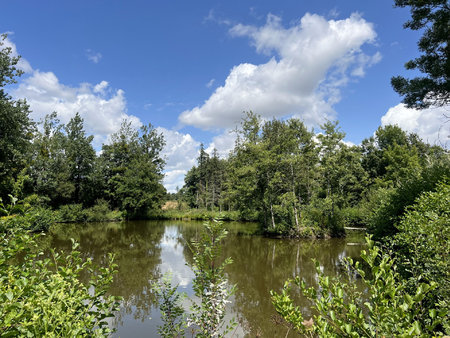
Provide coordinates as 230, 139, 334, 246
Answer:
222, 236, 364, 337
46, 220, 166, 327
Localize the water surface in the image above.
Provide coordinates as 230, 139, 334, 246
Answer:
45, 220, 365, 337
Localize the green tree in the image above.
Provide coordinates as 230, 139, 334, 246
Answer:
0, 34, 35, 201
391, 0, 449, 108
65, 113, 96, 204
102, 120, 166, 217
29, 113, 74, 206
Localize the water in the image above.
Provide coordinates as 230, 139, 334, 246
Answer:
44, 220, 365, 337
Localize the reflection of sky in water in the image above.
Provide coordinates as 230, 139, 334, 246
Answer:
159, 226, 194, 288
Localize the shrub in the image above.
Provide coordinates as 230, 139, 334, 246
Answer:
84, 199, 122, 222
366, 161, 449, 238
271, 236, 446, 337
151, 219, 236, 337
390, 181, 450, 333
57, 203, 85, 222
0, 227, 119, 336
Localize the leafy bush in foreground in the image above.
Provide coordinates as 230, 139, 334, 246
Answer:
271, 236, 447, 337
391, 180, 449, 333
0, 226, 119, 336
151, 219, 236, 337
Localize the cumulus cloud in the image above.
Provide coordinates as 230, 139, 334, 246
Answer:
205, 129, 237, 157
86, 49, 102, 63
158, 128, 200, 192
381, 104, 450, 147
179, 13, 379, 129
12, 70, 141, 148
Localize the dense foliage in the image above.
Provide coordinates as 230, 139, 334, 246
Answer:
180, 113, 448, 238
272, 182, 450, 336
0, 34, 35, 202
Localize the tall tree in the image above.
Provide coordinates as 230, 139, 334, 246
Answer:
65, 113, 95, 204
0, 34, 35, 200
101, 120, 166, 217
391, 0, 449, 108
29, 113, 73, 205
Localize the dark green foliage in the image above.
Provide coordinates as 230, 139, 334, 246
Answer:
366, 158, 449, 238
150, 275, 186, 337
183, 145, 228, 211
101, 120, 166, 218
0, 34, 35, 201
57, 200, 122, 223
391, 0, 449, 108
391, 181, 450, 333
65, 113, 96, 204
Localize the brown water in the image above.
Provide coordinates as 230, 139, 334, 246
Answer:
45, 220, 366, 337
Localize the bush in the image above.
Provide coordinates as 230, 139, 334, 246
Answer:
0, 227, 119, 336
271, 236, 446, 337
151, 219, 236, 337
366, 161, 449, 238
57, 200, 123, 223
84, 199, 122, 222
390, 181, 449, 333
57, 204, 85, 222
1, 206, 55, 233
341, 206, 365, 228
303, 197, 345, 237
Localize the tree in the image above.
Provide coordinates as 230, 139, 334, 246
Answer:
65, 113, 96, 204
0, 34, 35, 200
101, 120, 166, 217
391, 0, 449, 108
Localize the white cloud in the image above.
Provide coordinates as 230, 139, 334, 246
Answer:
12, 70, 141, 148
158, 128, 200, 192
206, 78, 215, 88
86, 49, 102, 63
205, 129, 236, 157
179, 13, 379, 129
381, 104, 450, 147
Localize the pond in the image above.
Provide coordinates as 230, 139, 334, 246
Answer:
44, 220, 366, 337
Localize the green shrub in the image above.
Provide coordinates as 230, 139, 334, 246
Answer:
151, 219, 236, 337
57, 203, 85, 222
271, 236, 446, 337
341, 206, 365, 228
366, 161, 449, 238
303, 197, 345, 237
390, 181, 449, 333
0, 227, 119, 336
1, 206, 55, 232
84, 199, 122, 222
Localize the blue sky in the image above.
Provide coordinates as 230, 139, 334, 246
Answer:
2, 0, 448, 191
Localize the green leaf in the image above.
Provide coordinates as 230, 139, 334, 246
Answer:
5, 291, 13, 301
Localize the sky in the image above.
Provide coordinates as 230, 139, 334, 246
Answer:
1, 0, 449, 192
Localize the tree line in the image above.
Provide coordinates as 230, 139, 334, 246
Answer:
0, 34, 166, 219
179, 112, 448, 237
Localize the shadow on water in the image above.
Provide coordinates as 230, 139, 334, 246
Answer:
43, 220, 365, 337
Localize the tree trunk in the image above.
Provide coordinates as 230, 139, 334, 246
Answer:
270, 203, 276, 230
